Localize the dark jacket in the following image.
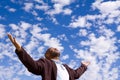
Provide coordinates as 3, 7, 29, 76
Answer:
15, 47, 87, 80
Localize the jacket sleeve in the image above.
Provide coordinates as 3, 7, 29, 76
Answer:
73, 63, 87, 79
64, 63, 87, 79
15, 47, 44, 75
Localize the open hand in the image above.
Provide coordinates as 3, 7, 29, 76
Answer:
81, 61, 90, 67
7, 33, 21, 51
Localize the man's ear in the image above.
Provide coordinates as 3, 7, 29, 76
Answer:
45, 52, 51, 59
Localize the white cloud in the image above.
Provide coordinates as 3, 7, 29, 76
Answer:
36, 17, 43, 21
61, 54, 69, 60
63, 8, 72, 15
69, 16, 86, 28
37, 46, 45, 55
68, 60, 77, 68
9, 22, 31, 43
8, 8, 16, 12
105, 18, 114, 24
71, 30, 119, 80
13, 77, 20, 80
89, 1, 120, 26
51, 16, 59, 24
34, 0, 50, 13
28, 24, 64, 51
86, 14, 98, 20
72, 45, 119, 80
117, 25, 120, 32
78, 29, 88, 36
35, 4, 49, 11
30, 24, 42, 35
92, 1, 120, 16
44, 37, 63, 51
92, 0, 120, 23
57, 34, 68, 41
0, 24, 6, 39
46, 0, 73, 15
92, 37, 115, 55
52, 0, 72, 5
23, 3, 33, 12
5, 6, 16, 12
35, 0, 45, 4
20, 21, 31, 30
9, 24, 19, 30
31, 10, 38, 16
46, 3, 63, 15
25, 37, 39, 54
0, 65, 23, 80
98, 26, 115, 38
0, 66, 13, 79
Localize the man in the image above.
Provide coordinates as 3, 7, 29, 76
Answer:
7, 33, 90, 80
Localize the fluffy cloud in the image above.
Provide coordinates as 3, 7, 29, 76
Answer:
8, 8, 16, 12
61, 54, 69, 60
92, 1, 120, 14
35, 3, 49, 11
46, 0, 73, 15
117, 25, 120, 32
92, 0, 120, 24
23, 3, 33, 12
0, 24, 6, 39
29, 24, 64, 51
69, 16, 87, 28
70, 27, 119, 80
69, 1, 120, 29
57, 34, 68, 41
5, 6, 16, 12
78, 29, 88, 36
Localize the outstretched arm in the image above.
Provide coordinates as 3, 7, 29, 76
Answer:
74, 61, 90, 79
7, 33, 44, 75
7, 33, 21, 51
64, 61, 90, 79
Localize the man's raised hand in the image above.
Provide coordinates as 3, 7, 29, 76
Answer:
7, 33, 21, 51
81, 61, 90, 67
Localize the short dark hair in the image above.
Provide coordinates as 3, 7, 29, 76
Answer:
45, 47, 60, 59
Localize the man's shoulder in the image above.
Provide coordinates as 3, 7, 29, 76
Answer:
37, 58, 53, 63
37, 58, 56, 67
63, 64, 69, 68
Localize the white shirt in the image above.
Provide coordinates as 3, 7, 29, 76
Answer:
52, 59, 69, 80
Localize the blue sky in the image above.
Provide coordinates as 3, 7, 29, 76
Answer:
0, 0, 120, 80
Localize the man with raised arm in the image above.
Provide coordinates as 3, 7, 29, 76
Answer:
7, 33, 90, 80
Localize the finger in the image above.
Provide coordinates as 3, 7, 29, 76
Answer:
13, 37, 21, 50
8, 34, 14, 42
13, 37, 17, 43
7, 33, 11, 38
13, 37, 18, 47
7, 33, 12, 39
8, 34, 16, 45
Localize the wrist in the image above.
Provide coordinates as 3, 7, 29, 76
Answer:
16, 46, 21, 51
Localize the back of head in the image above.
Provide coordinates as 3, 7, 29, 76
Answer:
45, 47, 60, 60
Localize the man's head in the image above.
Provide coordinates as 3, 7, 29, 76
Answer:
45, 47, 60, 60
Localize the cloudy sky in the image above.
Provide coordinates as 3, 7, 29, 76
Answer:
0, 0, 120, 80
